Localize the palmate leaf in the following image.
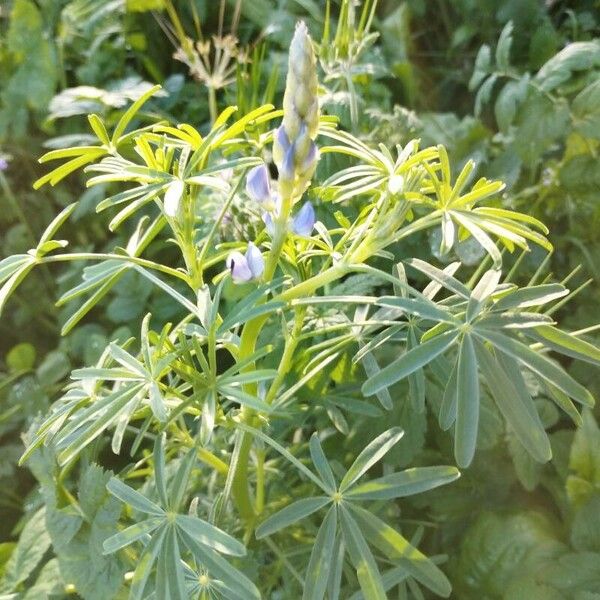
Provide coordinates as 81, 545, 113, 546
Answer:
103, 437, 250, 600
253, 429, 458, 598
362, 259, 597, 466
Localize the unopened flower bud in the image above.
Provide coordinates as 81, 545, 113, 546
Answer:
274, 21, 320, 200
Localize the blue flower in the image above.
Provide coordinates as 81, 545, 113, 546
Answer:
292, 201, 316, 236
226, 242, 264, 283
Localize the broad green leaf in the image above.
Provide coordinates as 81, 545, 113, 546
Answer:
256, 497, 331, 539
476, 341, 552, 463
476, 329, 594, 407
339, 506, 386, 600
340, 428, 404, 492
107, 477, 165, 516
303, 507, 338, 600
310, 434, 337, 492
455, 334, 479, 468
1, 507, 50, 590
175, 515, 245, 556
346, 466, 460, 500
362, 330, 459, 397
350, 505, 451, 597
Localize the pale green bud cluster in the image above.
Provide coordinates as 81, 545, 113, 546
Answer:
273, 21, 320, 200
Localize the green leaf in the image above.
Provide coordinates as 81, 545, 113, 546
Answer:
339, 506, 387, 600
455, 334, 480, 468
350, 504, 452, 597
153, 434, 169, 508
493, 284, 567, 311
467, 270, 501, 321
169, 448, 197, 512
175, 515, 246, 556
567, 409, 600, 507
303, 507, 338, 600
439, 358, 458, 430
112, 84, 162, 143
236, 423, 328, 492
256, 497, 331, 539
130, 525, 168, 600
527, 326, 600, 366
163, 526, 187, 600
309, 434, 337, 493
405, 259, 470, 299
340, 428, 404, 492
107, 477, 165, 516
45, 464, 126, 600
469, 44, 491, 90
179, 530, 261, 599
476, 341, 552, 463
362, 330, 459, 397
1, 507, 50, 590
346, 466, 460, 500
572, 79, 600, 139
475, 329, 594, 407
102, 517, 164, 554
495, 21, 513, 71
536, 40, 600, 92
376, 296, 454, 323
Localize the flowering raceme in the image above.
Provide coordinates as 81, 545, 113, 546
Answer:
227, 21, 319, 283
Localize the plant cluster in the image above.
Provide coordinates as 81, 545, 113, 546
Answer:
1, 1, 600, 599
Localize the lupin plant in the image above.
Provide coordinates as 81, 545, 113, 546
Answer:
1, 18, 599, 600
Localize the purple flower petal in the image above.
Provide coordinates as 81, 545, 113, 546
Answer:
246, 165, 271, 203
245, 243, 264, 279
226, 251, 252, 283
301, 141, 318, 172
262, 212, 275, 236
292, 201, 316, 236
280, 144, 296, 181
275, 125, 291, 153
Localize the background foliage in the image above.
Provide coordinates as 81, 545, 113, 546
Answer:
0, 0, 599, 598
